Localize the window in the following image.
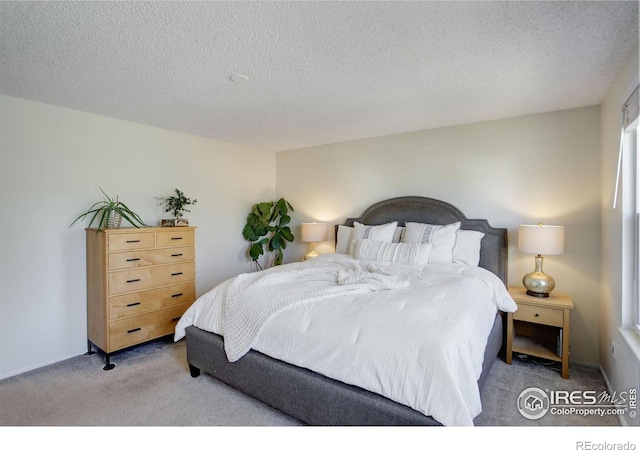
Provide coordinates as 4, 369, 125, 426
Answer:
619, 85, 640, 333
625, 123, 639, 331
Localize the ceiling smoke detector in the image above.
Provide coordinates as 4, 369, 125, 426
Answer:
229, 74, 250, 83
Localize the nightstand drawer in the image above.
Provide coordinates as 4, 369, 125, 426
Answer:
513, 303, 563, 327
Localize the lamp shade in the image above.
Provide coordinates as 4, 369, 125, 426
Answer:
518, 224, 564, 255
301, 222, 328, 243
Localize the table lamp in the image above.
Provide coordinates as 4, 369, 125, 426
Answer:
301, 222, 328, 260
518, 223, 565, 298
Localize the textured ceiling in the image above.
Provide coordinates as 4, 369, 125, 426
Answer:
0, 1, 637, 152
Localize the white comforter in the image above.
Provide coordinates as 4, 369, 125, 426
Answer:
174, 253, 517, 426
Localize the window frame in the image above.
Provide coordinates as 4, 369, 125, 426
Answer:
621, 118, 640, 332
634, 125, 640, 332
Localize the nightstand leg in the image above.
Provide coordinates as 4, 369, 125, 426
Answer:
506, 312, 513, 365
561, 310, 570, 379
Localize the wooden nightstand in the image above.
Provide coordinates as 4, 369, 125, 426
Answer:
506, 286, 574, 379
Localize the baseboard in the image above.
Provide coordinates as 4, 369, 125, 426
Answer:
0, 349, 87, 381
599, 363, 628, 426
571, 360, 600, 370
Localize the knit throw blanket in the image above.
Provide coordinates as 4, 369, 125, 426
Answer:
222, 263, 410, 362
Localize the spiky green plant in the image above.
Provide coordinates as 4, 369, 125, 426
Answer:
70, 187, 147, 230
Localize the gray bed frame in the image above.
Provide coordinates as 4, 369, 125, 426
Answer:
185, 196, 508, 425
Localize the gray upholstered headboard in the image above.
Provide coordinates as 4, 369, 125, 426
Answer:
340, 196, 508, 285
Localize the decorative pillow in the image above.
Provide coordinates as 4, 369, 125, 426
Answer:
335, 225, 353, 254
336, 222, 398, 255
401, 221, 461, 264
452, 230, 484, 266
352, 221, 398, 242
350, 238, 432, 266
349, 221, 398, 255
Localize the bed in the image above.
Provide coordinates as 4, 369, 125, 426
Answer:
175, 196, 515, 426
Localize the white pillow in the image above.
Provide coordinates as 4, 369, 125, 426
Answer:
392, 226, 404, 243
401, 222, 461, 264
349, 221, 398, 255
452, 230, 484, 266
336, 222, 399, 255
350, 238, 432, 266
352, 221, 398, 242
335, 225, 353, 254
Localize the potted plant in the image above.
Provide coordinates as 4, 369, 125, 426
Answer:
70, 187, 147, 230
157, 188, 197, 226
242, 198, 294, 270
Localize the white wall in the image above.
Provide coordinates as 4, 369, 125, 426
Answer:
277, 106, 602, 365
0, 94, 275, 379
2, 58, 631, 382
599, 42, 640, 426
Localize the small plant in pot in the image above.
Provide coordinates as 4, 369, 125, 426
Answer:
157, 188, 197, 227
70, 187, 147, 230
242, 198, 294, 270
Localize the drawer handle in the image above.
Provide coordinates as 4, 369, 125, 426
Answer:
171, 272, 183, 276
126, 278, 141, 283
126, 302, 141, 307
171, 317, 181, 322
126, 240, 141, 243
171, 237, 183, 240
534, 313, 540, 317
127, 328, 141, 333
126, 258, 141, 262
171, 293, 183, 298
171, 253, 184, 257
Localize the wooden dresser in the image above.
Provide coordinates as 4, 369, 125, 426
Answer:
86, 226, 196, 369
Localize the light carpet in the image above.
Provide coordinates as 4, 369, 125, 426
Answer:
0, 338, 619, 427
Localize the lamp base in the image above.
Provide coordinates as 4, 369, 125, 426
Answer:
526, 290, 550, 298
304, 242, 319, 261
304, 250, 319, 260
522, 255, 555, 298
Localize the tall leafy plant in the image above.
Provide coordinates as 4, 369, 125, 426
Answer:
242, 198, 294, 270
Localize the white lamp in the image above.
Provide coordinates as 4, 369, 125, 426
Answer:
301, 222, 328, 260
518, 224, 565, 298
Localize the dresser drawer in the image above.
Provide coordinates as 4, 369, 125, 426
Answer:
513, 303, 563, 327
109, 282, 196, 320
156, 229, 194, 248
108, 247, 195, 270
108, 232, 156, 251
108, 303, 191, 351
108, 262, 195, 295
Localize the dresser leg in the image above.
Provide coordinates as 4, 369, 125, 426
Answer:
103, 354, 115, 371
84, 340, 96, 356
